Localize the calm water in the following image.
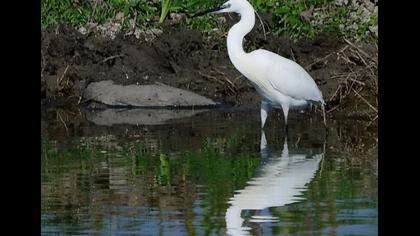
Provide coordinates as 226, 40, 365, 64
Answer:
41, 108, 378, 235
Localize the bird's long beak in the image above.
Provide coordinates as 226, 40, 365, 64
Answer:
192, 4, 229, 17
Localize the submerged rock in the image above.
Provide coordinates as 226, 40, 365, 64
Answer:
83, 80, 218, 108
85, 108, 208, 126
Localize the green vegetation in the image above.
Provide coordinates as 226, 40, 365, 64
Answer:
41, 0, 159, 29
41, 0, 377, 41
159, 0, 172, 23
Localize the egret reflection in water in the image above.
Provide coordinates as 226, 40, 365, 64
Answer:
225, 131, 325, 235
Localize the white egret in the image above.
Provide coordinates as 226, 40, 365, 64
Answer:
193, 0, 327, 130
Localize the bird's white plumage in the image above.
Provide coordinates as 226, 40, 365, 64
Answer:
203, 0, 326, 128
250, 49, 323, 103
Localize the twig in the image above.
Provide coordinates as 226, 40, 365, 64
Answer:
344, 38, 371, 60
339, 85, 343, 102
41, 52, 46, 78
223, 77, 236, 91
353, 49, 368, 66
305, 51, 334, 70
198, 71, 219, 81
213, 69, 237, 91
57, 112, 68, 132
57, 65, 70, 88
254, 11, 267, 40
352, 88, 378, 113
366, 63, 377, 77
199, 71, 236, 95
290, 48, 296, 62
213, 68, 226, 76
338, 45, 349, 53
100, 54, 124, 64
326, 105, 339, 113
233, 74, 244, 82
367, 115, 378, 127
340, 54, 357, 66
330, 73, 348, 79
346, 78, 366, 86
346, 79, 355, 96
328, 85, 341, 102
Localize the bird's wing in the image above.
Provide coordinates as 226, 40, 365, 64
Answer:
251, 50, 323, 102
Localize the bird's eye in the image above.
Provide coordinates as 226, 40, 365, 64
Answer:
224, 3, 231, 8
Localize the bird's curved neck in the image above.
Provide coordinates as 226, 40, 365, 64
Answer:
227, 10, 255, 67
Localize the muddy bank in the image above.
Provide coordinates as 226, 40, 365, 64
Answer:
41, 24, 377, 120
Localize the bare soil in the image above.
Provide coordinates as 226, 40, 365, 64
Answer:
41, 24, 377, 121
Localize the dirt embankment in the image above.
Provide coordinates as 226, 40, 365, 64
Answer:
41, 24, 377, 121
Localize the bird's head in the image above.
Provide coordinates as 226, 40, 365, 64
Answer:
192, 0, 254, 17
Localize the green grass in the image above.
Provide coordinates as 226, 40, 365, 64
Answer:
41, 0, 160, 29
41, 0, 377, 42
272, 0, 318, 39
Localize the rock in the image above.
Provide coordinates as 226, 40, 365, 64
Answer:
83, 80, 218, 108
369, 25, 378, 37
78, 26, 87, 35
96, 22, 122, 40
85, 108, 209, 126
115, 12, 124, 21
335, 0, 349, 6
169, 13, 186, 25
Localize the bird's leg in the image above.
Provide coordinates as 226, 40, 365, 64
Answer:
261, 101, 270, 129
282, 135, 289, 156
321, 103, 329, 136
319, 130, 328, 178
260, 130, 268, 158
321, 103, 328, 127
281, 105, 289, 134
